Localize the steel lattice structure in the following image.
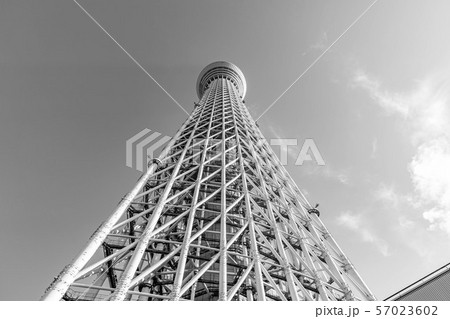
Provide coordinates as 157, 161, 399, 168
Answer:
42, 61, 375, 301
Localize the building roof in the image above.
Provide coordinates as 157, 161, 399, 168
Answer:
385, 263, 450, 301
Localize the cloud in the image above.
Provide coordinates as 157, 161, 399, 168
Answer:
300, 163, 350, 185
374, 183, 401, 208
353, 69, 450, 145
310, 31, 328, 51
323, 166, 349, 184
397, 215, 415, 231
373, 183, 419, 232
371, 137, 378, 158
410, 139, 450, 207
337, 211, 390, 256
373, 183, 420, 209
410, 138, 450, 232
423, 208, 450, 232
302, 31, 328, 56
352, 70, 411, 117
353, 69, 450, 235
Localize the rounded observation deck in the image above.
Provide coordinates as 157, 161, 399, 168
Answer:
196, 61, 247, 99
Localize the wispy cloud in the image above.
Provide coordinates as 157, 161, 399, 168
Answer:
352, 70, 411, 117
302, 165, 350, 185
352, 69, 450, 144
337, 211, 390, 256
311, 31, 328, 51
371, 137, 378, 158
353, 69, 450, 235
374, 183, 401, 208
302, 31, 329, 56
374, 182, 420, 211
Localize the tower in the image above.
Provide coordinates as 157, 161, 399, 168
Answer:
41, 61, 375, 301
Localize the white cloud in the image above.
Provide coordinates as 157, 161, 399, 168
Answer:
371, 137, 378, 158
423, 208, 450, 232
374, 183, 400, 208
353, 70, 450, 145
325, 167, 349, 185
409, 139, 450, 232
410, 139, 450, 207
397, 215, 415, 231
374, 183, 418, 231
353, 69, 450, 235
352, 70, 411, 117
337, 211, 390, 256
373, 183, 420, 211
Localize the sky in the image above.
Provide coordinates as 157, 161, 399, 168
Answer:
1, 0, 450, 300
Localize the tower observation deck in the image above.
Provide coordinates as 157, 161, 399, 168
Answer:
41, 61, 375, 301
196, 61, 247, 99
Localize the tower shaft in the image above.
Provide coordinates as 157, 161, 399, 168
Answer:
42, 62, 375, 301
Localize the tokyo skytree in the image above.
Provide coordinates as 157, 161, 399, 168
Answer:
41, 61, 375, 301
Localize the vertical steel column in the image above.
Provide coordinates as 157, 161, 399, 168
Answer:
257, 142, 331, 300
245, 140, 300, 300
228, 82, 266, 301
169, 81, 217, 300
218, 79, 228, 301
236, 95, 300, 300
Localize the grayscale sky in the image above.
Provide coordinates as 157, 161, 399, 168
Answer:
1, 0, 450, 300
